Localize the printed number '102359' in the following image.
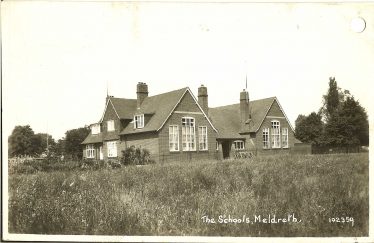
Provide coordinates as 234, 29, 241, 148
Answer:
328, 217, 354, 226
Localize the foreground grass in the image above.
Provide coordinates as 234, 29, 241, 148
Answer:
8, 153, 368, 236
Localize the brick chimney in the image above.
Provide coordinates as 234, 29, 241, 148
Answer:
198, 85, 208, 114
136, 82, 148, 108
240, 89, 249, 131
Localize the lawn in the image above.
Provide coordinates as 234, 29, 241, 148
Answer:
8, 153, 369, 236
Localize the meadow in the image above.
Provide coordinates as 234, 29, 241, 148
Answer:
8, 153, 368, 236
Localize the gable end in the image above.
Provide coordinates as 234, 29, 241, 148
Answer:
157, 88, 218, 132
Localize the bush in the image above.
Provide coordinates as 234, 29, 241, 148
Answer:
121, 146, 153, 166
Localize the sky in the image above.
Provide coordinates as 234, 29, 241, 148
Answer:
2, 1, 374, 141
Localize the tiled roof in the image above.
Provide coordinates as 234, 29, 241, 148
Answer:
120, 87, 188, 135
209, 97, 275, 139
103, 131, 120, 141
110, 98, 137, 120
81, 133, 103, 144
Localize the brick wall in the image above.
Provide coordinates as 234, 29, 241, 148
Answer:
252, 100, 296, 154
102, 100, 122, 132
158, 91, 218, 163
120, 132, 159, 162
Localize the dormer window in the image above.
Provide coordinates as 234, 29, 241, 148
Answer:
134, 114, 144, 129
107, 120, 115, 131
91, 124, 100, 135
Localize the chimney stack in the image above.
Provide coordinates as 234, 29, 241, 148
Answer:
137, 82, 148, 108
198, 85, 208, 114
240, 89, 249, 131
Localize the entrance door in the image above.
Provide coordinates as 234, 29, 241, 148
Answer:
99, 146, 103, 160
222, 141, 231, 159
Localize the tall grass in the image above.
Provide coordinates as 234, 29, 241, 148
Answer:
8, 153, 368, 236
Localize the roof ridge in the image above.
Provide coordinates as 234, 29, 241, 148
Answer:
147, 87, 188, 98
109, 97, 137, 101
210, 96, 276, 109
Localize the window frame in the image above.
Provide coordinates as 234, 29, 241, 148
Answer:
91, 124, 101, 135
107, 141, 117, 157
107, 120, 115, 132
271, 120, 281, 148
263, 127, 270, 149
86, 144, 95, 158
134, 114, 145, 129
282, 127, 289, 148
169, 125, 179, 152
234, 140, 245, 150
198, 126, 208, 151
181, 117, 196, 151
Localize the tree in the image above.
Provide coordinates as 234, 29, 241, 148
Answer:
8, 125, 35, 157
325, 96, 369, 147
295, 112, 324, 145
320, 77, 352, 122
53, 138, 66, 157
65, 126, 90, 159
32, 133, 56, 155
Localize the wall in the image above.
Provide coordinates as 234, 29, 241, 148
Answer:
120, 132, 159, 162
102, 100, 122, 132
253, 100, 297, 154
158, 91, 218, 163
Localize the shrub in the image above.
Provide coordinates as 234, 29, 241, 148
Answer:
121, 146, 153, 166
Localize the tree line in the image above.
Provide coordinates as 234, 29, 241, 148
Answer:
295, 77, 369, 148
8, 125, 90, 159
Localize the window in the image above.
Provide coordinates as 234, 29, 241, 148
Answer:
169, 125, 179, 151
198, 126, 208, 151
182, 117, 196, 151
134, 114, 144, 129
91, 124, 100, 135
282, 127, 289, 148
107, 120, 115, 131
263, 128, 270, 149
86, 144, 95, 158
271, 120, 280, 148
234, 140, 245, 150
107, 141, 117, 157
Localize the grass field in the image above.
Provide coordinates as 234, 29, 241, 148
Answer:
8, 153, 368, 236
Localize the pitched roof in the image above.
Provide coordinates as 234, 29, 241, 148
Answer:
209, 97, 275, 139
120, 87, 188, 135
81, 133, 103, 144
99, 97, 137, 122
110, 98, 137, 119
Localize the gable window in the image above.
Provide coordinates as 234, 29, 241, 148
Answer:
169, 125, 179, 151
91, 124, 100, 135
107, 141, 117, 157
134, 114, 144, 129
198, 126, 208, 151
282, 127, 289, 148
263, 128, 270, 149
182, 117, 196, 151
271, 120, 280, 148
234, 140, 245, 150
86, 144, 95, 158
107, 120, 115, 131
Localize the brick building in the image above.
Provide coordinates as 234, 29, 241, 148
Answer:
82, 82, 298, 162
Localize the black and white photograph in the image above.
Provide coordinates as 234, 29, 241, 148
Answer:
2, 1, 372, 242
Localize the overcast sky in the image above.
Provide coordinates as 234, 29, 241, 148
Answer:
2, 1, 373, 141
